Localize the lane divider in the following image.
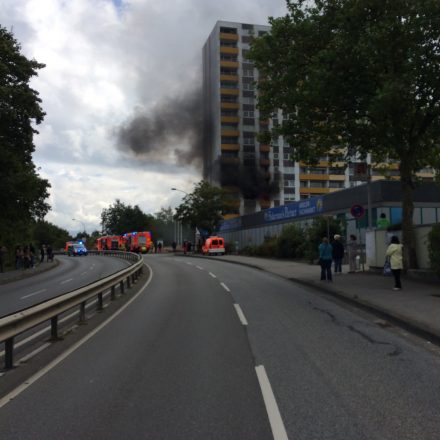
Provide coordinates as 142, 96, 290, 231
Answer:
20, 289, 47, 300
220, 282, 230, 292
255, 365, 289, 440
233, 304, 248, 326
209, 272, 217, 278
60, 278, 73, 285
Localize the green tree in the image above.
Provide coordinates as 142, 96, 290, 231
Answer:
174, 181, 229, 236
249, 0, 440, 268
101, 199, 154, 235
0, 27, 51, 248
32, 220, 70, 250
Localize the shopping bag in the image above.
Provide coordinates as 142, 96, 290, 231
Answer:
383, 257, 392, 276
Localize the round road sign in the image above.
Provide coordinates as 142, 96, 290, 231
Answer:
350, 204, 365, 218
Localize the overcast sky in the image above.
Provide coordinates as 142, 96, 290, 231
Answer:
2, 0, 288, 235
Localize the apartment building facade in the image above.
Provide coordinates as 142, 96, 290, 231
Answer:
202, 21, 434, 219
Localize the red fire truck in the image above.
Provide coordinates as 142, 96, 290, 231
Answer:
123, 231, 152, 253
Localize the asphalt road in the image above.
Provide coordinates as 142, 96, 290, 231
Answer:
0, 253, 439, 439
0, 255, 131, 317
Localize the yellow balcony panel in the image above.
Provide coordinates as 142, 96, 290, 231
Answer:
299, 174, 329, 180
299, 161, 330, 167
221, 143, 240, 151
328, 175, 345, 181
225, 199, 241, 208
220, 156, 240, 165
220, 74, 239, 82
260, 158, 270, 166
221, 102, 240, 109
328, 188, 342, 193
301, 187, 330, 195
223, 213, 240, 220
220, 60, 239, 68
220, 46, 239, 55
259, 199, 271, 209
223, 185, 240, 193
220, 32, 239, 41
221, 88, 239, 95
221, 116, 239, 123
221, 130, 239, 137
416, 171, 434, 178
259, 144, 270, 153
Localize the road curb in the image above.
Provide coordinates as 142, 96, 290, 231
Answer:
183, 254, 440, 344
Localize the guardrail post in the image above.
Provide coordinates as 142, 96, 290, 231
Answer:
111, 285, 116, 301
127, 276, 131, 289
5, 337, 14, 369
120, 280, 125, 294
51, 316, 59, 340
97, 292, 104, 311
79, 301, 86, 323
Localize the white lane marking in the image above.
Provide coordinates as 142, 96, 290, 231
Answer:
20, 289, 47, 300
209, 272, 217, 278
220, 282, 230, 292
196, 265, 203, 270
255, 365, 289, 440
186, 262, 193, 266
81, 271, 88, 276
0, 291, 112, 359
18, 343, 51, 364
60, 278, 73, 285
0, 264, 153, 409
233, 304, 248, 326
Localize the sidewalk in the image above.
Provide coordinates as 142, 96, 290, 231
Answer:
212, 255, 440, 341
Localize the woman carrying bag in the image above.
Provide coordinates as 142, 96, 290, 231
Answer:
385, 236, 404, 291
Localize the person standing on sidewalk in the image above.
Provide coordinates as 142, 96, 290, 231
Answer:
347, 234, 358, 273
318, 237, 333, 281
332, 234, 344, 274
386, 236, 404, 290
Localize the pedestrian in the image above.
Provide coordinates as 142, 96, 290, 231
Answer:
183, 240, 187, 255
386, 236, 404, 291
40, 244, 46, 263
347, 234, 358, 273
15, 246, 23, 270
186, 241, 191, 253
332, 234, 344, 274
157, 241, 162, 253
29, 243, 35, 268
318, 237, 333, 282
0, 245, 6, 273
171, 241, 177, 252
46, 244, 53, 262
153, 241, 157, 253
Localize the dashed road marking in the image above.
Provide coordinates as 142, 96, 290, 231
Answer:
209, 272, 217, 278
220, 282, 230, 292
233, 304, 248, 326
81, 271, 88, 276
196, 265, 203, 270
18, 343, 51, 364
21, 289, 47, 300
255, 365, 289, 440
60, 278, 73, 285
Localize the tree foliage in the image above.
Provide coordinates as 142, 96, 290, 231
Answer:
174, 181, 229, 235
32, 220, 70, 250
101, 199, 154, 235
0, 26, 51, 248
249, 0, 440, 267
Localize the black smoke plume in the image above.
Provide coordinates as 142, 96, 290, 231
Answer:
117, 86, 205, 170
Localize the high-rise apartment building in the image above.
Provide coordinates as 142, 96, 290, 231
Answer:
202, 21, 434, 219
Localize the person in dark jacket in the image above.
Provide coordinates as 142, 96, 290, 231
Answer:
332, 234, 345, 274
318, 237, 333, 281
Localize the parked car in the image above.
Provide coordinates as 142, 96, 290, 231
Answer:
67, 243, 88, 256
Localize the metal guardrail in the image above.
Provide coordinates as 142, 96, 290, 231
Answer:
0, 251, 144, 369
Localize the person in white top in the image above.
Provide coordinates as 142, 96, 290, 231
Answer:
386, 235, 404, 290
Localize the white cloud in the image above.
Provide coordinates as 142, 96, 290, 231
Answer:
1, 0, 288, 234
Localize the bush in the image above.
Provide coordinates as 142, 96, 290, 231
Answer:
428, 224, 440, 277
276, 224, 305, 259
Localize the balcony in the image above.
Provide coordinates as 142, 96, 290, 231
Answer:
299, 187, 330, 195
220, 46, 239, 55
220, 156, 240, 165
221, 88, 239, 95
221, 130, 240, 137
221, 116, 239, 123
260, 158, 270, 166
328, 174, 345, 181
220, 32, 239, 41
299, 174, 329, 181
259, 144, 270, 153
221, 143, 240, 151
220, 74, 239, 82
220, 102, 240, 109
220, 60, 239, 68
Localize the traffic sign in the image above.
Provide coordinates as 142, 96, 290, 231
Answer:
350, 204, 365, 218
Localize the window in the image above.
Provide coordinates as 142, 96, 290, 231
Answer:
243, 83, 254, 91
273, 153, 279, 159
220, 82, 238, 89
242, 96, 255, 104
220, 27, 237, 34
243, 145, 255, 152
310, 181, 326, 188
220, 54, 238, 62
273, 160, 279, 166
221, 137, 238, 144
242, 49, 250, 59
242, 91, 255, 98
283, 153, 290, 160
243, 111, 254, 117
221, 124, 238, 130
329, 181, 345, 188
220, 41, 237, 48
241, 36, 252, 44
221, 95, 238, 103
221, 110, 238, 117
242, 23, 254, 30
242, 104, 254, 111
243, 69, 254, 77
243, 118, 255, 126
284, 187, 295, 194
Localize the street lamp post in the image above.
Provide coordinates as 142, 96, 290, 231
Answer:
171, 188, 189, 247
72, 218, 86, 237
